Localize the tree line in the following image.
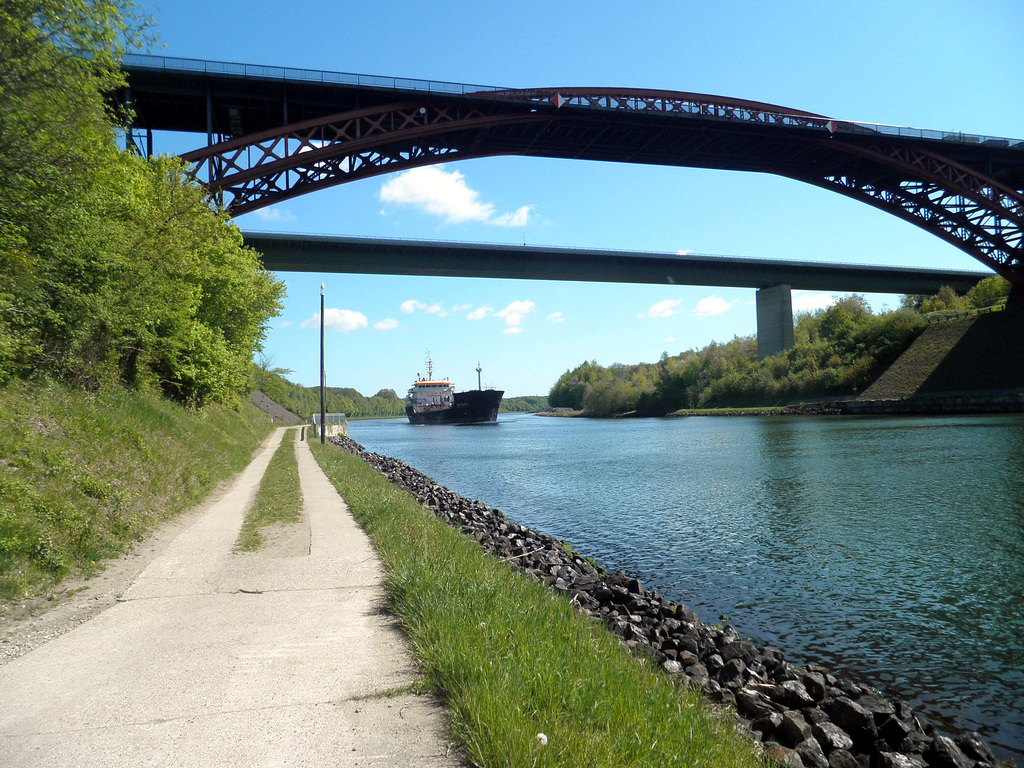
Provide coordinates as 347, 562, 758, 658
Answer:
549, 278, 1011, 417
1, 1, 284, 406
251, 364, 406, 419
252, 363, 549, 419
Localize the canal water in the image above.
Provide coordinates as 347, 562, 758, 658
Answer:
348, 413, 1024, 759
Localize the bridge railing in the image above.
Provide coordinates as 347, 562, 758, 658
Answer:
121, 53, 505, 96
121, 54, 1024, 150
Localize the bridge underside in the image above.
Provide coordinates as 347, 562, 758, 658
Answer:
243, 232, 989, 358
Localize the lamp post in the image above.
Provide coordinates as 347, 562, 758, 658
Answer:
320, 283, 326, 445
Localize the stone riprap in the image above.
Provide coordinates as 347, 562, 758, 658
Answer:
329, 434, 1011, 768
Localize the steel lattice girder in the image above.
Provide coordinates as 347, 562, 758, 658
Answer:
179, 88, 1024, 288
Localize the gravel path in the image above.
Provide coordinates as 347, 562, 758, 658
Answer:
0, 428, 459, 767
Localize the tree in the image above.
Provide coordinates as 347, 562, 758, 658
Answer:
0, 2, 286, 404
965, 276, 1011, 310
1, 1, 146, 384
920, 286, 969, 314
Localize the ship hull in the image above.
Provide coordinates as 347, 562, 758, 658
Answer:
406, 389, 504, 425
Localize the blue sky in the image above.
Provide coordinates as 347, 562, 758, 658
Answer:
138, 0, 1022, 397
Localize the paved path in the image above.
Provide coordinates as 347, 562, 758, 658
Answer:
0, 428, 460, 767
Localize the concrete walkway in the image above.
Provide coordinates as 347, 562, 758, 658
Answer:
0, 428, 461, 767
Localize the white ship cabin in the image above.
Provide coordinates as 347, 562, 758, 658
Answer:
408, 376, 455, 413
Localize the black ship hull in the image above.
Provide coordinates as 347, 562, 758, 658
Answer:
406, 389, 503, 425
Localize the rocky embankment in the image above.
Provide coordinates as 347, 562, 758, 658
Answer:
330, 434, 1010, 768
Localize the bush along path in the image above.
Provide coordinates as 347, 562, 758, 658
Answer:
327, 434, 1010, 768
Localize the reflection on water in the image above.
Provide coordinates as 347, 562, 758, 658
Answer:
351, 413, 1024, 760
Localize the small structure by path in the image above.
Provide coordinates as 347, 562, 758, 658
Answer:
0, 427, 460, 767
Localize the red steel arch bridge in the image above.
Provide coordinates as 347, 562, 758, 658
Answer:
118, 54, 1024, 289
116, 55, 1023, 355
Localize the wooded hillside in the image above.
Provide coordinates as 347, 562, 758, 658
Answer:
549, 280, 1011, 417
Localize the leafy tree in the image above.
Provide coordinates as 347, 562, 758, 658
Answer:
1, 1, 286, 404
965, 276, 1011, 310
919, 286, 969, 314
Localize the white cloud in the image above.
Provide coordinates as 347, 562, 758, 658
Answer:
400, 299, 448, 317
491, 205, 534, 227
792, 291, 838, 313
495, 300, 535, 327
546, 311, 564, 323
639, 298, 684, 319
468, 305, 493, 320
452, 303, 473, 312
378, 166, 533, 227
503, 327, 524, 335
301, 308, 368, 333
665, 336, 676, 342
252, 207, 296, 224
676, 249, 692, 256
373, 318, 399, 331
694, 295, 735, 317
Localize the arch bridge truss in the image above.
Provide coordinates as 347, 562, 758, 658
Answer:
179, 88, 1024, 289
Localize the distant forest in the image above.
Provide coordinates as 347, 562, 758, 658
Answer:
548, 278, 1011, 417
251, 367, 547, 418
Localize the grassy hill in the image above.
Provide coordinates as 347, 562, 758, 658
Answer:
250, 369, 405, 419
0, 384, 273, 603
917, 309, 1024, 393
859, 317, 976, 399
861, 309, 1024, 400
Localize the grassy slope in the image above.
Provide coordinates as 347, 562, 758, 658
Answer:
0, 383, 273, 601
236, 429, 302, 551
917, 309, 1024, 393
860, 310, 1024, 400
310, 440, 764, 768
859, 318, 976, 400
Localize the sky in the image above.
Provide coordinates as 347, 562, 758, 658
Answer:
136, 0, 1023, 397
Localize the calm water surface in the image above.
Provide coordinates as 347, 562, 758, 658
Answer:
349, 413, 1024, 759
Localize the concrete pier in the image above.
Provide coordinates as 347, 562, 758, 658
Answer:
756, 284, 795, 359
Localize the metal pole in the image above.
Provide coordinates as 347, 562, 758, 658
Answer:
320, 283, 326, 444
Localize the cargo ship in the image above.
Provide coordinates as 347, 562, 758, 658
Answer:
406, 358, 503, 425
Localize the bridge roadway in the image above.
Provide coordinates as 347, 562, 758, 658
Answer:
243, 232, 990, 358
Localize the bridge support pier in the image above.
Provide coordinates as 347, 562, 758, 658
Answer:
756, 284, 794, 360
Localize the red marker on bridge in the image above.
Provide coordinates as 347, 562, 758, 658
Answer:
551, 93, 569, 108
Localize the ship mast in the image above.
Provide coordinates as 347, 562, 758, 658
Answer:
476, 362, 482, 391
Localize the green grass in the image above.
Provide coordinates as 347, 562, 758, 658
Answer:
310, 441, 765, 768
235, 429, 302, 551
669, 406, 789, 416
859, 317, 976, 400
0, 382, 273, 602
